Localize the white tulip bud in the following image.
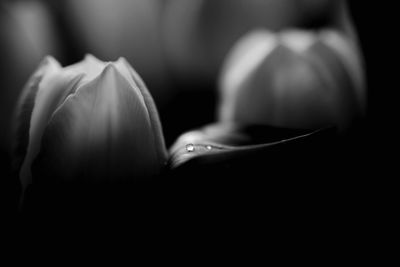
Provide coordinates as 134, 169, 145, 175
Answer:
13, 55, 167, 193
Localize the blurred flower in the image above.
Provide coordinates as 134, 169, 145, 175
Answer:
13, 55, 167, 193
219, 29, 366, 130
163, 0, 338, 86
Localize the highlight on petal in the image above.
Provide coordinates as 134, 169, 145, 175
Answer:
32, 63, 167, 183
219, 30, 277, 122
219, 29, 366, 130
280, 30, 315, 53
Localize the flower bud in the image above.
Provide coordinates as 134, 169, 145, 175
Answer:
164, 0, 338, 86
219, 29, 366, 130
13, 55, 167, 193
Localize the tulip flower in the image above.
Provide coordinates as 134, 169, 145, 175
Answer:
12, 55, 168, 193
218, 29, 366, 130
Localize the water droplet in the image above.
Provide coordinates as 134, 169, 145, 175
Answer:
186, 144, 195, 152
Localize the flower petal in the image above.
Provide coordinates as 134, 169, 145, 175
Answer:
219, 30, 277, 122
20, 65, 85, 191
280, 30, 315, 53
115, 57, 168, 167
32, 63, 166, 183
319, 30, 366, 112
13, 56, 63, 190
305, 35, 363, 129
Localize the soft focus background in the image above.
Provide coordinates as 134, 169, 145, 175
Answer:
1, 0, 374, 215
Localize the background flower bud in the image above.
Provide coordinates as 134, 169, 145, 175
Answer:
219, 29, 366, 130
163, 0, 341, 88
13, 55, 167, 193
